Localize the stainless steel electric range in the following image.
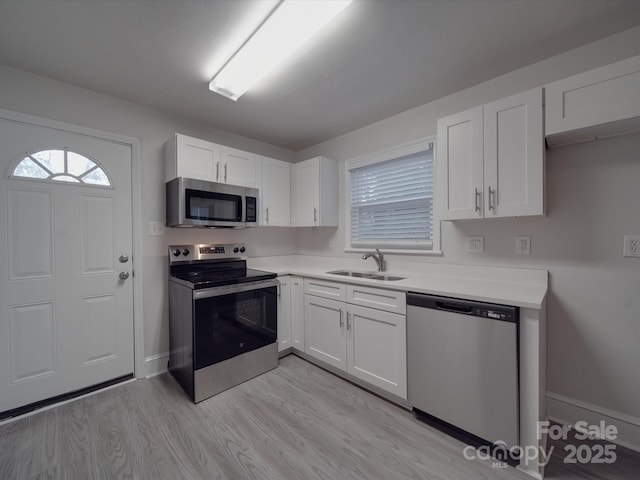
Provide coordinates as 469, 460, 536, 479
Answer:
168, 243, 279, 402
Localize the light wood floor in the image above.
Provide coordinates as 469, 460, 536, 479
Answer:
1, 355, 638, 479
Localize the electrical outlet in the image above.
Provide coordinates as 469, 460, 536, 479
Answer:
623, 235, 640, 258
329, 237, 336, 248
465, 236, 484, 253
148, 221, 165, 237
516, 236, 531, 255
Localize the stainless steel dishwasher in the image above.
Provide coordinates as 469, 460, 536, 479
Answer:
407, 292, 519, 448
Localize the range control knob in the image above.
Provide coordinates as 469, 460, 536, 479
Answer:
172, 249, 181, 257
233, 246, 240, 253
239, 246, 246, 253
182, 249, 190, 256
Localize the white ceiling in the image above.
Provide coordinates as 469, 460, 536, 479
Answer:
0, 0, 639, 151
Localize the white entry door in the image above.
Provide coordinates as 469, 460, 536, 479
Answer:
0, 117, 134, 413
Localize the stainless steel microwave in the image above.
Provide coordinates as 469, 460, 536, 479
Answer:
166, 177, 258, 228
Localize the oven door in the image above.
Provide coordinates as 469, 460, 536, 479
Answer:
192, 279, 278, 369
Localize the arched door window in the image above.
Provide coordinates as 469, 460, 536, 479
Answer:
10, 149, 111, 186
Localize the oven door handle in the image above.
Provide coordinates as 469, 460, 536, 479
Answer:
192, 278, 279, 300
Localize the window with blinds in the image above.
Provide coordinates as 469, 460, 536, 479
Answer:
349, 144, 434, 250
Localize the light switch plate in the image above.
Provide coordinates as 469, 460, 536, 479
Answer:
465, 236, 484, 253
148, 221, 165, 236
516, 236, 531, 255
623, 235, 640, 258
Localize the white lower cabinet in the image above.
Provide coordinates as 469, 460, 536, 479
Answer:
304, 295, 347, 370
303, 278, 407, 400
276, 276, 291, 352
290, 276, 305, 351
277, 275, 304, 353
347, 304, 406, 398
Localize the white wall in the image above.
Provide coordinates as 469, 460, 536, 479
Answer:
0, 64, 298, 359
295, 26, 640, 421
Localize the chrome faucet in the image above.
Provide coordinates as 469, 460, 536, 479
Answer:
362, 249, 384, 272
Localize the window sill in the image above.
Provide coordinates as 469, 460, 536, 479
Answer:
344, 248, 443, 256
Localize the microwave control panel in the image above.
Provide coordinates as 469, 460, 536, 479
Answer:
246, 197, 257, 223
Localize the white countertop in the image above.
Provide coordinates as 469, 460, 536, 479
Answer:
248, 255, 547, 309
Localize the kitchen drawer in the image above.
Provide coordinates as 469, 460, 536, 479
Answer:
304, 278, 346, 301
346, 284, 406, 315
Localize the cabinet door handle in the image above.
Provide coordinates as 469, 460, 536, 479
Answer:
216, 161, 220, 181
224, 163, 228, 183
488, 186, 495, 211
339, 309, 344, 328
346, 312, 351, 330
265, 207, 269, 224
277, 283, 281, 297
475, 188, 481, 213
313, 207, 318, 223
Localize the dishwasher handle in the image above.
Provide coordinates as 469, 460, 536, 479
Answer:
434, 301, 473, 315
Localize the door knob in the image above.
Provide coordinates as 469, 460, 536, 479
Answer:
119, 254, 129, 263
119, 272, 130, 280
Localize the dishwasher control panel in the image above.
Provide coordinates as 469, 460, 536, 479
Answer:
407, 292, 518, 323
479, 308, 517, 322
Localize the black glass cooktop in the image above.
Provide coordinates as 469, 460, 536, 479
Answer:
170, 260, 276, 289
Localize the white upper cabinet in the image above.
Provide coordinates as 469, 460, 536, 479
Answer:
165, 134, 261, 188
220, 146, 260, 189
261, 156, 291, 226
165, 133, 221, 183
483, 88, 544, 218
291, 156, 338, 227
437, 106, 484, 220
545, 55, 640, 148
437, 88, 544, 220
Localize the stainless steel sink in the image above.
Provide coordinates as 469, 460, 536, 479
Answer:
327, 270, 405, 281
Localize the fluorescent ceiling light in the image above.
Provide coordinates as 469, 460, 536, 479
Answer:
209, 0, 352, 101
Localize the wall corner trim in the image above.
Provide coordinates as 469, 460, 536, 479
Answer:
145, 352, 170, 378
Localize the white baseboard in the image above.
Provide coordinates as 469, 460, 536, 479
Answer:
145, 352, 169, 378
546, 391, 640, 453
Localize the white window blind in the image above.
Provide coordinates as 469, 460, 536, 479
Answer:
349, 145, 434, 249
